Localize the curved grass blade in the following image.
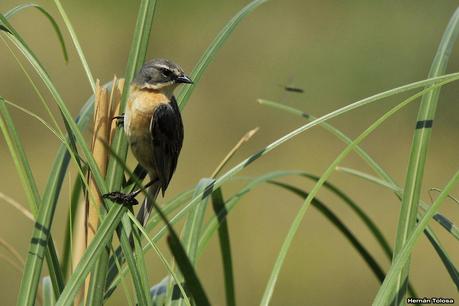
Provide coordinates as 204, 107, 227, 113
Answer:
95, 1, 158, 302
0, 33, 66, 146
138, 188, 210, 306
167, 236, 210, 306
170, 178, 213, 306
126, 212, 190, 306
0, 97, 40, 215
0, 14, 138, 305
423, 229, 459, 291
177, 0, 269, 110
0, 13, 105, 193
211, 188, 235, 306
107, 71, 459, 298
3, 99, 63, 142
61, 172, 84, 280
109, 3, 269, 269
373, 171, 459, 305
337, 167, 459, 289
270, 182, 387, 283
260, 84, 436, 305
129, 228, 153, 306
0, 192, 34, 221
42, 276, 56, 306
0, 15, 106, 213
183, 178, 214, 264
104, 188, 194, 299
197, 170, 419, 295
51, 0, 94, 91
337, 167, 459, 240
0, 98, 65, 302
128, 70, 459, 265
1, 16, 108, 300
391, 8, 459, 304
261, 99, 457, 292
55, 205, 127, 306
0, 32, 100, 305
4, 3, 68, 62
0, 237, 24, 268
87, 134, 153, 306
429, 188, 459, 206
173, 72, 459, 248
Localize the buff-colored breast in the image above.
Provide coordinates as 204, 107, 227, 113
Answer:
124, 87, 169, 174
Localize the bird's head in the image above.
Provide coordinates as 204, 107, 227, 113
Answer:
132, 58, 193, 95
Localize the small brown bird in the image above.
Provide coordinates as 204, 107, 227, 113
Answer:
104, 58, 192, 226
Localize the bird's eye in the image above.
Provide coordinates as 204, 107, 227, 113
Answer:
159, 68, 173, 77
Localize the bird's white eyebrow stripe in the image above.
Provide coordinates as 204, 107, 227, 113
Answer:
154, 64, 172, 70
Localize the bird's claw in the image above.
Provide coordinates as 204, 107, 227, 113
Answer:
102, 191, 138, 206
112, 113, 125, 128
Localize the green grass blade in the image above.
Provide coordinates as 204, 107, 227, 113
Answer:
2, 11, 137, 304
130, 230, 153, 306
167, 235, 210, 306
104, 73, 459, 305
126, 212, 190, 306
0, 13, 106, 194
105, 72, 459, 301
93, 1, 158, 302
259, 96, 459, 243
105, 0, 158, 187
211, 188, 235, 306
196, 170, 418, 295
373, 171, 459, 305
171, 178, 213, 306
51, 0, 94, 91
141, 188, 210, 306
170, 74, 459, 266
55, 205, 127, 306
182, 178, 213, 264
337, 167, 459, 240
88, 144, 152, 306
270, 182, 387, 282
3, 99, 63, 142
423, 230, 459, 290
15, 89, 93, 305
61, 175, 83, 281
0, 33, 66, 145
87, 152, 152, 306
124, 74, 459, 283
42, 276, 56, 306
0, 98, 65, 302
106, 0, 270, 294
104, 189, 194, 299
177, 0, 269, 110
4, 3, 68, 62
337, 167, 459, 289
0, 14, 135, 306
391, 7, 459, 303
302, 173, 394, 259
0, 97, 40, 215
261, 99, 458, 291
260, 85, 433, 305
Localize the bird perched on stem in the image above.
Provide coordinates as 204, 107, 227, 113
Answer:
103, 58, 192, 226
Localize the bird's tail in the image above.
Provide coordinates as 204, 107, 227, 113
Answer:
136, 180, 161, 227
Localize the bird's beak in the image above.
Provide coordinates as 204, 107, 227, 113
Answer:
176, 75, 193, 84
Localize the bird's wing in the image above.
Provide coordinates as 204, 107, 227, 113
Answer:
149, 96, 184, 194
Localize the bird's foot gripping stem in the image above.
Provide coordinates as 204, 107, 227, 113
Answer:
102, 191, 139, 206
112, 113, 125, 127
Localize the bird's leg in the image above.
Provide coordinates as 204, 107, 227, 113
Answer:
112, 113, 125, 127
102, 180, 155, 206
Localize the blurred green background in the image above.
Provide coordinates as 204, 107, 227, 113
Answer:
1, 0, 459, 305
